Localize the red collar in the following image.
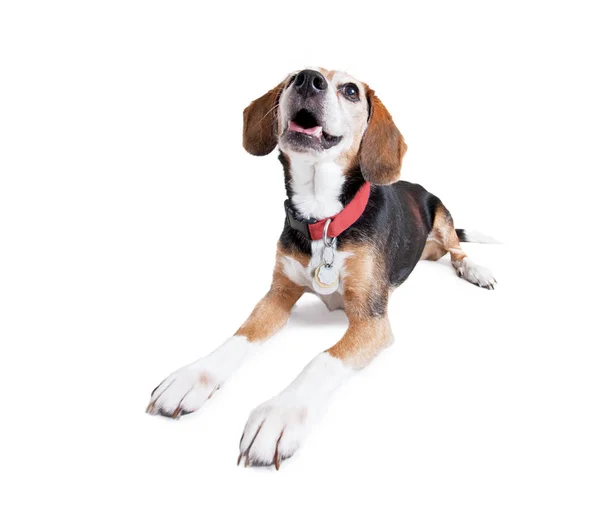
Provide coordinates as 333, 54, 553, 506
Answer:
284, 182, 371, 241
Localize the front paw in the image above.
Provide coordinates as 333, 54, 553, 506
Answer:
238, 395, 317, 469
146, 363, 219, 419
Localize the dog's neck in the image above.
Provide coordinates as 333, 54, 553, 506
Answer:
289, 160, 345, 220
280, 152, 361, 221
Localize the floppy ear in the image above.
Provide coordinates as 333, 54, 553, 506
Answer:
242, 81, 285, 156
358, 88, 408, 185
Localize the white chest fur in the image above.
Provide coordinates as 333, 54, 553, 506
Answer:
289, 159, 346, 220
280, 241, 351, 311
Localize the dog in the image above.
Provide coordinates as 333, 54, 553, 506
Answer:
146, 68, 497, 469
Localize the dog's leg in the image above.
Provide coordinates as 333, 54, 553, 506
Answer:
238, 244, 393, 468
146, 254, 304, 418
423, 204, 497, 290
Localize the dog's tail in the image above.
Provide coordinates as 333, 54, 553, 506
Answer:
456, 229, 500, 244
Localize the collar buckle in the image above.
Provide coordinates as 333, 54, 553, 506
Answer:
284, 200, 317, 240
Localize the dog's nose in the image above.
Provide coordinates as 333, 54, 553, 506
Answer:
294, 69, 328, 97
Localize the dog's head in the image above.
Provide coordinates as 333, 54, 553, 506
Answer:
243, 68, 407, 185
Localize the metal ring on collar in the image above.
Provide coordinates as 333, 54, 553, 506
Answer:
322, 219, 336, 248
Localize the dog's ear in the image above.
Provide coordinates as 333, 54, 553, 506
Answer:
242, 80, 286, 156
358, 88, 407, 185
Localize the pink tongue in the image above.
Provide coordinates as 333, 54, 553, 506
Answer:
289, 120, 323, 138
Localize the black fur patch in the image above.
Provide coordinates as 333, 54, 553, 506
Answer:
278, 153, 446, 290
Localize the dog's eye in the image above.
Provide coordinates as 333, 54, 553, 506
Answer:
341, 83, 360, 101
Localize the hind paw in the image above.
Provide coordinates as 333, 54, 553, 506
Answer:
454, 258, 497, 290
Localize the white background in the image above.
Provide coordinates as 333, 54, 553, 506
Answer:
1, 1, 599, 515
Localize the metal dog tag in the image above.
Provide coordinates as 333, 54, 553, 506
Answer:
312, 263, 339, 295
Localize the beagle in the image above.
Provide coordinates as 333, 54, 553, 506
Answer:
146, 68, 497, 469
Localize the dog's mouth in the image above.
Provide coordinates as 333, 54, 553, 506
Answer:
287, 109, 342, 150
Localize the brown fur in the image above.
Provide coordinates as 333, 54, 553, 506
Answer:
320, 68, 336, 81
337, 134, 363, 175
235, 245, 304, 342
327, 242, 393, 369
420, 205, 468, 265
242, 81, 285, 156
421, 238, 447, 261
328, 317, 393, 370
339, 241, 389, 319
358, 87, 407, 186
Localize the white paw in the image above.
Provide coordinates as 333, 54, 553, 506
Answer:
454, 258, 497, 290
238, 393, 319, 469
146, 362, 220, 418
147, 336, 256, 418
237, 353, 350, 469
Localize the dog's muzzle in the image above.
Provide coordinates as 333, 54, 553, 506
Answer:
282, 70, 342, 152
